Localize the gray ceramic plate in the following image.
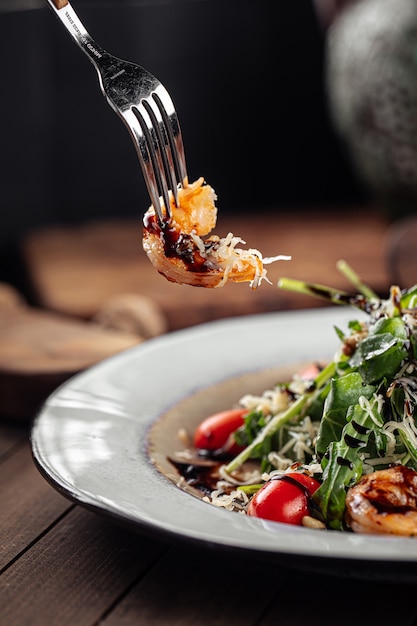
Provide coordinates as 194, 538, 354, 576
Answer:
31, 307, 417, 580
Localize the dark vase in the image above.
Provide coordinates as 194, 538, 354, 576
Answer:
324, 0, 417, 221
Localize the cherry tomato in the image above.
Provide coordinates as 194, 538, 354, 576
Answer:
247, 472, 321, 526
299, 363, 321, 380
193, 408, 247, 453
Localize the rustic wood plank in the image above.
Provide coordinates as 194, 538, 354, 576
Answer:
0, 424, 26, 457
100, 543, 289, 626
21, 210, 390, 331
386, 215, 417, 287
1, 507, 168, 626
0, 306, 143, 374
0, 304, 143, 421
0, 441, 71, 569
0, 282, 25, 309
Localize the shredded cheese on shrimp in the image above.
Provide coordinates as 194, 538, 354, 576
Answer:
143, 177, 291, 289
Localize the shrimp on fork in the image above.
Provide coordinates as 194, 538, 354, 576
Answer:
142, 177, 290, 289
345, 465, 417, 536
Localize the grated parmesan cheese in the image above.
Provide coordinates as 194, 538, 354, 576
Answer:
143, 177, 291, 289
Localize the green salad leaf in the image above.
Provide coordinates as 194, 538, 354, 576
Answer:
314, 393, 385, 529
315, 372, 376, 458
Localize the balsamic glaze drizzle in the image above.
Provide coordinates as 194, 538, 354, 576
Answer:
144, 212, 218, 273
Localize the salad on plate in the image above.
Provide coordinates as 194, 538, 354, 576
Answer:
171, 261, 417, 536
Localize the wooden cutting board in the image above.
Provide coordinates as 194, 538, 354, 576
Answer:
0, 284, 149, 421
21, 209, 391, 330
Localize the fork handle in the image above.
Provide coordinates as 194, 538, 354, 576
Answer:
45, 0, 106, 67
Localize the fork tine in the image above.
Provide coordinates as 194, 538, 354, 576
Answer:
129, 93, 186, 223
139, 99, 176, 210
151, 86, 188, 192
137, 101, 173, 216
138, 87, 188, 212
123, 106, 170, 223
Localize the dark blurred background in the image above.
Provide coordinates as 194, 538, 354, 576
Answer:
0, 0, 368, 286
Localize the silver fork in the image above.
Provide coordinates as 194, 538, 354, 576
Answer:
46, 0, 188, 223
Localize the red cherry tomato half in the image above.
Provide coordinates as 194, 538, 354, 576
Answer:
193, 408, 247, 453
299, 363, 321, 380
247, 472, 321, 526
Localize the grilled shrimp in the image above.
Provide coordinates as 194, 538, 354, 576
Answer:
142, 177, 289, 289
345, 466, 417, 536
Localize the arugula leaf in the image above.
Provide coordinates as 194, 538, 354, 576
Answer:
350, 317, 409, 384
314, 394, 385, 530
315, 372, 375, 458
235, 409, 287, 472
235, 409, 268, 448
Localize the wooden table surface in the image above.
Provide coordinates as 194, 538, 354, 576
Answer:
3, 208, 417, 625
